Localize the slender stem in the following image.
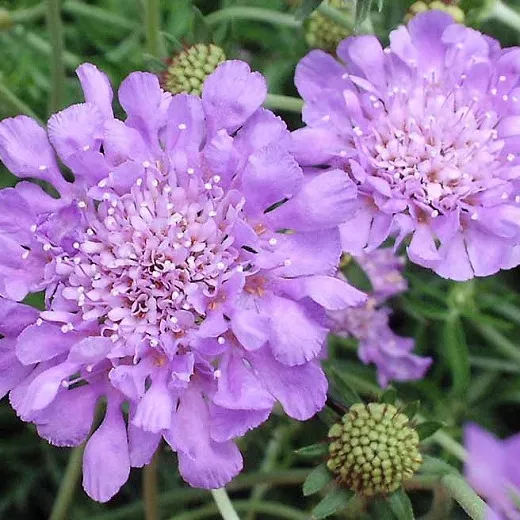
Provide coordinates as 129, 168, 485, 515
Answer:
49, 444, 85, 520
0, 79, 41, 121
144, 0, 163, 58
489, 0, 520, 34
441, 474, 487, 520
143, 453, 159, 520
63, 1, 136, 30
421, 485, 453, 520
263, 94, 303, 113
211, 489, 241, 520
317, 3, 373, 33
471, 322, 520, 365
173, 500, 307, 520
46, 0, 66, 113
469, 355, 520, 373
89, 470, 309, 520
206, 7, 301, 29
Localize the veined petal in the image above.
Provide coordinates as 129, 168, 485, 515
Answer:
76, 63, 114, 120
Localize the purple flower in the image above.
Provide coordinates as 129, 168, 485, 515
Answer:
0, 61, 365, 501
465, 423, 520, 520
329, 249, 431, 387
293, 11, 520, 281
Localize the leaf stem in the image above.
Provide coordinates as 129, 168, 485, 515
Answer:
488, 0, 520, 33
211, 488, 241, 520
263, 94, 303, 113
11, 3, 46, 23
64, 1, 136, 31
441, 474, 487, 520
205, 7, 301, 29
46, 0, 66, 114
143, 0, 163, 58
49, 444, 85, 520
143, 452, 159, 520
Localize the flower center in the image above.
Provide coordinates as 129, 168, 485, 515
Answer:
44, 171, 244, 346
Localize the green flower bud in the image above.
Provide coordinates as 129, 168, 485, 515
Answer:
305, 0, 352, 53
407, 0, 465, 23
162, 43, 226, 97
327, 403, 422, 497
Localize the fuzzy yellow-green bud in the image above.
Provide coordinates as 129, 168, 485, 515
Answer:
305, 0, 352, 53
406, 0, 465, 23
327, 403, 422, 497
0, 9, 13, 30
161, 43, 226, 97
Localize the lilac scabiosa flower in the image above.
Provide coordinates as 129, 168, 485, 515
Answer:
0, 61, 365, 501
293, 10, 520, 280
329, 249, 431, 387
465, 424, 520, 519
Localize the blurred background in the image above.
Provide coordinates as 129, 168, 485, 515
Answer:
1, 0, 520, 518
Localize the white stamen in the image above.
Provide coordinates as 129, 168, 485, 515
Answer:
38, 165, 47, 171
204, 183, 212, 190
283, 259, 292, 267
178, 123, 187, 130
216, 261, 226, 270
217, 337, 225, 345
30, 224, 37, 232
187, 168, 195, 175
268, 238, 277, 246
43, 243, 52, 251
501, 192, 509, 200
21, 250, 30, 260
213, 175, 221, 183
142, 161, 151, 168
214, 369, 222, 378
82, 145, 90, 151
471, 212, 479, 220
98, 179, 107, 188
36, 318, 43, 326
209, 210, 217, 217
499, 75, 507, 82
136, 178, 143, 186
78, 201, 87, 208
507, 153, 515, 162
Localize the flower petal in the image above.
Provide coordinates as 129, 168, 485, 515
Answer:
209, 406, 270, 443
76, 63, 114, 120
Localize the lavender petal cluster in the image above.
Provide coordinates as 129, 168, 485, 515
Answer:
293, 11, 520, 280
329, 249, 431, 387
0, 61, 365, 501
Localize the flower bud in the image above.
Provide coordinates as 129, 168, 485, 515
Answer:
305, 0, 351, 53
162, 43, 226, 96
327, 403, 422, 496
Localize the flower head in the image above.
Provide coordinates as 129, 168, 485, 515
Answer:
0, 61, 363, 501
294, 11, 520, 280
305, 0, 352, 53
464, 424, 520, 520
329, 250, 431, 387
327, 403, 422, 496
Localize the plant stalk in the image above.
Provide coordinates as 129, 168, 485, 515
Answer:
143, 0, 163, 58
211, 488, 241, 520
206, 7, 301, 29
143, 452, 159, 520
263, 94, 303, 113
441, 474, 487, 520
46, 0, 66, 113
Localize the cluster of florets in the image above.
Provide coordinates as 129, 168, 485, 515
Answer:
328, 249, 432, 387
305, 0, 352, 53
406, 1, 464, 23
0, 60, 364, 501
293, 10, 520, 280
327, 403, 422, 496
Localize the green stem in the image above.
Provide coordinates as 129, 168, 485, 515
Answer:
421, 485, 453, 520
143, 453, 159, 520
441, 474, 487, 520
49, 444, 85, 520
206, 7, 301, 29
263, 94, 303, 113
88, 470, 309, 520
469, 355, 520, 373
46, 0, 65, 113
317, 3, 373, 33
143, 0, 163, 58
172, 500, 307, 520
63, 1, 136, 30
211, 489, 241, 520
0, 79, 41, 121
488, 0, 520, 33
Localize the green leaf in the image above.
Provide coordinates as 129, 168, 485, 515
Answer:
328, 365, 363, 406
311, 488, 354, 519
294, 0, 324, 20
381, 387, 397, 405
376, 0, 385, 10
303, 464, 332, 496
442, 315, 470, 395
388, 489, 415, 520
417, 421, 444, 441
403, 400, 421, 420
191, 6, 212, 43
294, 443, 329, 458
370, 497, 398, 520
341, 257, 373, 293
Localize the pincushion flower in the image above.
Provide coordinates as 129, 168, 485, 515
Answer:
293, 10, 520, 280
465, 424, 520, 519
329, 249, 431, 387
0, 61, 365, 501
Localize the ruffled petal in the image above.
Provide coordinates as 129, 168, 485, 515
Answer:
202, 60, 267, 135
0, 297, 38, 337
242, 143, 303, 214
132, 379, 173, 433
0, 339, 32, 399
209, 406, 271, 443
249, 348, 327, 420
0, 188, 35, 241
76, 63, 114, 120
128, 422, 161, 468
268, 169, 358, 231
67, 336, 114, 365
230, 308, 269, 351
83, 399, 130, 502
35, 384, 98, 447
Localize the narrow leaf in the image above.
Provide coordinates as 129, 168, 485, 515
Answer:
294, 0, 324, 20
295, 444, 329, 459
303, 464, 332, 496
381, 387, 397, 405
328, 366, 362, 406
312, 488, 355, 519
403, 400, 420, 420
417, 421, 444, 441
355, 0, 372, 26
442, 315, 470, 395
420, 455, 459, 476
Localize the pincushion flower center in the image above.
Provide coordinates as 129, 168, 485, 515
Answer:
365, 84, 505, 211
55, 172, 242, 344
